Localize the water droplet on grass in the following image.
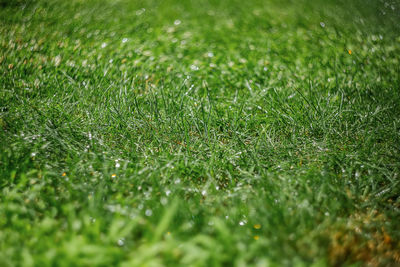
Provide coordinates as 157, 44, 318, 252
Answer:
117, 238, 125, 246
190, 65, 199, 71
145, 209, 152, 216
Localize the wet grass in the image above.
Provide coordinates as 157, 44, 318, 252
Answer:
1, 0, 400, 266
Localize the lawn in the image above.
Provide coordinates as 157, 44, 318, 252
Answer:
1, 0, 400, 266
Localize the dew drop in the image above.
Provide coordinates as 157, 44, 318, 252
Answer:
145, 209, 153, 216
190, 65, 199, 71
117, 238, 125, 246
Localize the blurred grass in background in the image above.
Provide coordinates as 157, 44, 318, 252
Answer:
1, 0, 400, 266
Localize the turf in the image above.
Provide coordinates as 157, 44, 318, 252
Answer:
1, 0, 400, 266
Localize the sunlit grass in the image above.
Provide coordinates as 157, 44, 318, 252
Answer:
1, 0, 399, 266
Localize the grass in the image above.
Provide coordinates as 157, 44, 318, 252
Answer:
1, 0, 400, 265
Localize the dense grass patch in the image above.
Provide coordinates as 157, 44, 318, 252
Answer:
1, 0, 400, 265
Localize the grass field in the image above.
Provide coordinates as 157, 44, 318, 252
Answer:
1, 0, 400, 266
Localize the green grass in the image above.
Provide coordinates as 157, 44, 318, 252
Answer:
1, 0, 400, 266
